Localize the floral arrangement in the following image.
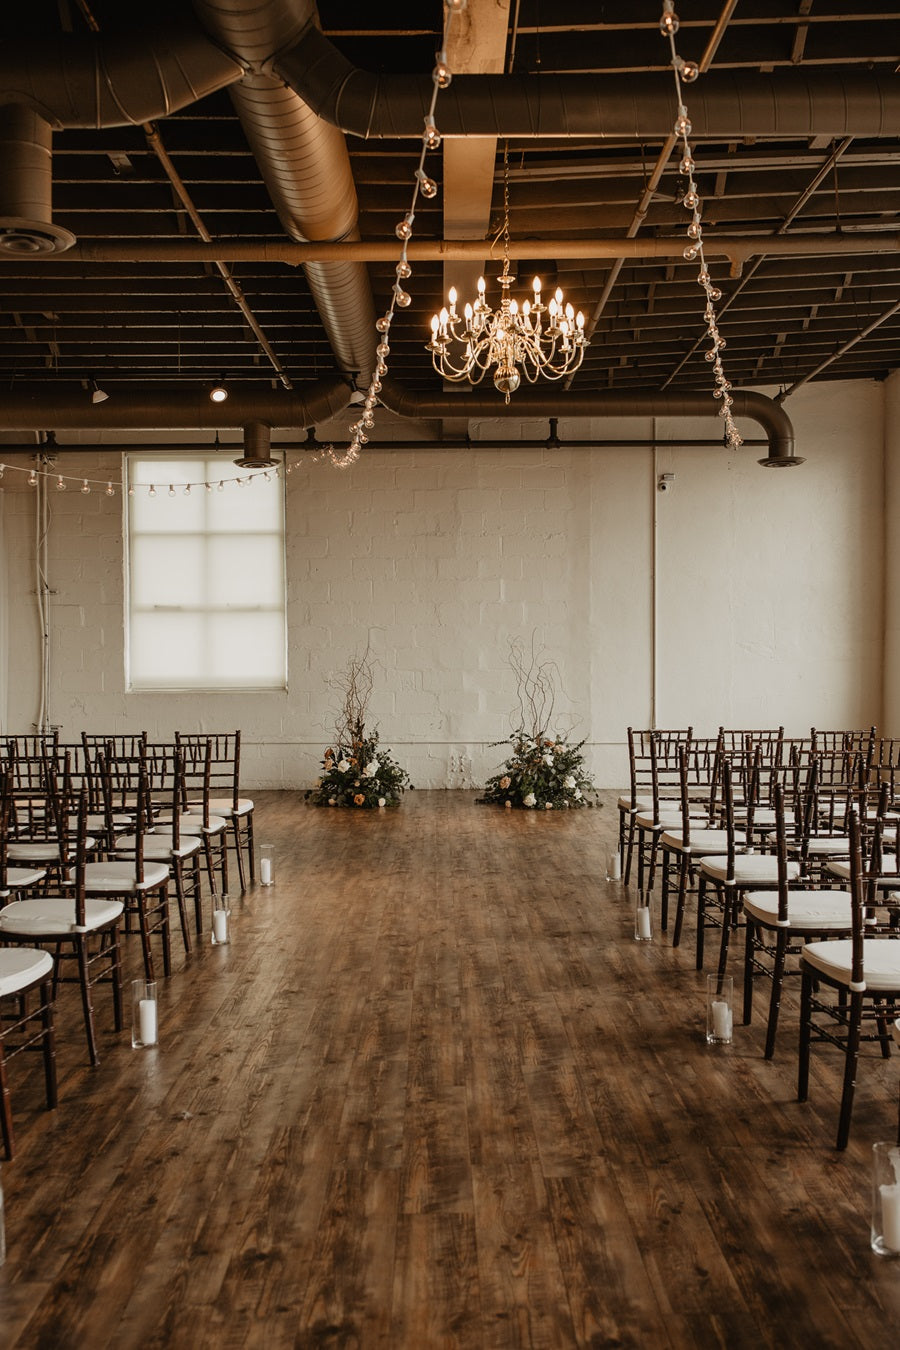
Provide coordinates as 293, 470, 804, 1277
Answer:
306, 647, 411, 808
306, 730, 410, 808
477, 637, 597, 809
479, 732, 596, 809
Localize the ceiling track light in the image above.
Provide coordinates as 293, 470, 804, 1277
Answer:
209, 377, 229, 404
89, 377, 109, 404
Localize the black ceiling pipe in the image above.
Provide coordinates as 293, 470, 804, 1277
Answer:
276, 23, 900, 142
0, 377, 351, 431
377, 381, 801, 467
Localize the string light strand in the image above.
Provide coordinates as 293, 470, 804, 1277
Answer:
317, 0, 467, 469
661, 1, 742, 449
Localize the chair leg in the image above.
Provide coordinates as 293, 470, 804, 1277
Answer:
40, 977, 58, 1110
717, 885, 736, 984
231, 815, 247, 892
836, 992, 864, 1150
742, 919, 756, 1025
660, 850, 670, 932
171, 864, 193, 955
797, 966, 813, 1102
764, 932, 789, 1061
246, 812, 255, 883
0, 1042, 13, 1159
76, 938, 101, 1067
672, 856, 690, 948
696, 875, 707, 971
624, 814, 637, 886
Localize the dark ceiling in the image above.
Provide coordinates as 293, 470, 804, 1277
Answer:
2, 1, 900, 425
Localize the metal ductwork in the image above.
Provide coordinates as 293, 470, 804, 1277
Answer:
234, 420, 279, 468
0, 376, 351, 431
192, 1, 376, 384
0, 105, 74, 255
377, 381, 802, 468
0, 20, 242, 128
276, 24, 900, 142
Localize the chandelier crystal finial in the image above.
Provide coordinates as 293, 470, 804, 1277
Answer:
427, 147, 588, 402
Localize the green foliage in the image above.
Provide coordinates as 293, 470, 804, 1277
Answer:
306, 730, 411, 808
478, 731, 597, 810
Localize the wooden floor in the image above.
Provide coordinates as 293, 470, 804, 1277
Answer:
2, 790, 900, 1348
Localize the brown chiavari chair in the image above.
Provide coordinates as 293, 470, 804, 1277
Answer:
0, 787, 123, 1066
798, 806, 900, 1150
742, 782, 854, 1059
0, 946, 57, 1159
175, 730, 255, 891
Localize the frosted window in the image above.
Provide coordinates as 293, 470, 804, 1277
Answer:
125, 454, 287, 690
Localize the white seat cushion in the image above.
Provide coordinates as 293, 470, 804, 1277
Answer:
0, 946, 54, 996
115, 833, 202, 861
82, 860, 170, 892
743, 888, 853, 930
798, 836, 851, 856
0, 865, 47, 893
802, 938, 900, 992
179, 812, 228, 835
7, 838, 95, 862
827, 856, 898, 886
208, 796, 254, 816
659, 828, 729, 854
0, 895, 124, 935
699, 854, 800, 885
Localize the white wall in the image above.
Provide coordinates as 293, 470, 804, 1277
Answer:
0, 378, 885, 789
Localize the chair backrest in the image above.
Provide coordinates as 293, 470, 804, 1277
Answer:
175, 736, 213, 827
96, 750, 149, 882
175, 730, 242, 809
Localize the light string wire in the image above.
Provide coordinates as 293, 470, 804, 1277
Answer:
315, 0, 467, 469
0, 458, 284, 497
661, 1, 742, 449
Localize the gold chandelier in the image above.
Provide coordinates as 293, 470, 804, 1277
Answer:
427, 152, 588, 400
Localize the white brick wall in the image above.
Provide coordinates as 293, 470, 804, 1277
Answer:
0, 378, 888, 789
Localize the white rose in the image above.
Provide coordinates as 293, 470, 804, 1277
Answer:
563, 775, 576, 790
337, 758, 351, 772
505, 800, 512, 809
378, 797, 386, 807
545, 802, 553, 810
523, 792, 536, 807
363, 762, 378, 778
328, 797, 337, 806
543, 754, 553, 767
574, 787, 582, 799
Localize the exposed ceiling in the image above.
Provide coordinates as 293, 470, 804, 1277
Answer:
2, 1, 900, 440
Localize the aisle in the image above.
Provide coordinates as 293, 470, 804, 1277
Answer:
1, 790, 898, 1348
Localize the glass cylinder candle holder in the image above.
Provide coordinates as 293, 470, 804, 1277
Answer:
211, 894, 230, 945
706, 974, 734, 1045
132, 978, 158, 1048
634, 895, 652, 942
259, 844, 274, 886
871, 1142, 900, 1256
606, 851, 622, 882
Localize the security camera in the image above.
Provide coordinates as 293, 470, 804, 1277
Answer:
658, 473, 675, 492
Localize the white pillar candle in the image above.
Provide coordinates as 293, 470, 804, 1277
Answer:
607, 852, 622, 881
880, 1183, 900, 1252
712, 999, 733, 1041
213, 909, 228, 944
260, 857, 272, 885
139, 998, 157, 1046
637, 906, 651, 940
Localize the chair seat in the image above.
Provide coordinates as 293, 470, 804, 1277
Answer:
1, 865, 47, 893
180, 813, 228, 835
827, 856, 898, 886
802, 937, 900, 991
115, 833, 202, 861
635, 809, 706, 831
699, 854, 800, 885
0, 895, 124, 936
793, 836, 851, 857
660, 828, 730, 854
208, 796, 254, 817
0, 946, 54, 996
7, 837, 96, 862
747, 806, 797, 828
743, 888, 853, 930
82, 860, 170, 892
